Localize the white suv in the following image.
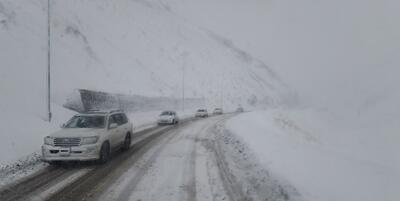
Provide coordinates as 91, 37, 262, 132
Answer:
42, 110, 133, 164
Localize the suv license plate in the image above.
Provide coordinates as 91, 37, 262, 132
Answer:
60, 148, 70, 156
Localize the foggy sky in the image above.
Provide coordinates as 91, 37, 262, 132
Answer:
172, 0, 400, 111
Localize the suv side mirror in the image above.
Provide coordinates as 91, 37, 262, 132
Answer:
109, 123, 118, 129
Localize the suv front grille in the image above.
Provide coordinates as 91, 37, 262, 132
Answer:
54, 138, 81, 147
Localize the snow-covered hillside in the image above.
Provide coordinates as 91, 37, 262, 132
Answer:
0, 0, 291, 164
1, 0, 289, 110
2, 1, 398, 200
226, 109, 400, 201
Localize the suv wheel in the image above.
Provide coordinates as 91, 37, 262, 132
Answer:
122, 133, 131, 151
98, 142, 110, 164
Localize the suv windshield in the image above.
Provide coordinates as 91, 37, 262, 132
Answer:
198, 109, 205, 112
161, 111, 173, 116
64, 115, 105, 128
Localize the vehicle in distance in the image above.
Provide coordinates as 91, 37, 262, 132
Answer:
195, 109, 209, 118
158, 110, 179, 125
236, 106, 244, 113
42, 110, 133, 164
213, 108, 223, 115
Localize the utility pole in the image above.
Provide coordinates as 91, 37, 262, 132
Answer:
47, 0, 52, 122
182, 65, 185, 112
221, 76, 224, 109
220, 71, 224, 110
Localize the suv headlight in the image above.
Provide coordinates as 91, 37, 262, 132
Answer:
44, 136, 54, 146
81, 136, 99, 145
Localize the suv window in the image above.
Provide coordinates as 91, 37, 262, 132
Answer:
112, 113, 127, 125
161, 111, 172, 116
65, 115, 105, 128
108, 114, 118, 128
119, 113, 128, 124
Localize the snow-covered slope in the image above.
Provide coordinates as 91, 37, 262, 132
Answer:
1, 0, 289, 109
0, 0, 290, 164
226, 109, 400, 201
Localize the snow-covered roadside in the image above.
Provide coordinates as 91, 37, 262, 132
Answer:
224, 109, 400, 201
0, 104, 74, 188
97, 114, 292, 201
214, 120, 303, 201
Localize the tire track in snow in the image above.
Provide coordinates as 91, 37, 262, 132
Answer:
185, 140, 197, 201
180, 116, 231, 201
104, 116, 229, 201
45, 125, 180, 201
213, 138, 249, 201
0, 124, 166, 201
0, 166, 89, 201
115, 126, 184, 201
201, 118, 249, 201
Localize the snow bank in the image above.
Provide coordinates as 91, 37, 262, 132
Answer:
0, 104, 75, 165
225, 109, 400, 201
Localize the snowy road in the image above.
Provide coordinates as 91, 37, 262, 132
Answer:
97, 115, 231, 201
0, 118, 188, 201
0, 114, 264, 201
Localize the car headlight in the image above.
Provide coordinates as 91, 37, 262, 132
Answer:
81, 136, 99, 145
44, 136, 54, 146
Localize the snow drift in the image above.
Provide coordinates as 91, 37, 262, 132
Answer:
226, 109, 400, 201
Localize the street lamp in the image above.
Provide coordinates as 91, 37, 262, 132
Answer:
181, 52, 189, 112
47, 0, 52, 121
182, 65, 185, 112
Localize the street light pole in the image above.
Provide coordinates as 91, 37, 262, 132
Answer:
47, 0, 52, 122
182, 65, 185, 112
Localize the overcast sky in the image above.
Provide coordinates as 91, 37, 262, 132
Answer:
172, 0, 400, 110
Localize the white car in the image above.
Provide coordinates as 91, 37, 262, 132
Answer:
158, 110, 179, 125
213, 108, 223, 115
195, 109, 209, 118
42, 110, 133, 164
236, 106, 244, 113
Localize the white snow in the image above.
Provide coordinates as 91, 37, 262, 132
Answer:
0, 105, 75, 165
0, 0, 288, 165
30, 168, 92, 201
225, 109, 400, 201
99, 116, 233, 201
1, 0, 399, 200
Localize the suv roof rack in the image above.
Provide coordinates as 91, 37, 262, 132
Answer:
81, 109, 124, 114
108, 109, 123, 113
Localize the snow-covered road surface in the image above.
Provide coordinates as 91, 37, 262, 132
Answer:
95, 114, 293, 201
0, 114, 296, 201
0, 123, 177, 201
98, 115, 230, 201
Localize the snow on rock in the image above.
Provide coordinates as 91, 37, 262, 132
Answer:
225, 109, 400, 201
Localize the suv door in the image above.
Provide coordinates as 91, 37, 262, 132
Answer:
173, 112, 179, 122
108, 114, 121, 148
114, 113, 128, 144
119, 113, 130, 135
